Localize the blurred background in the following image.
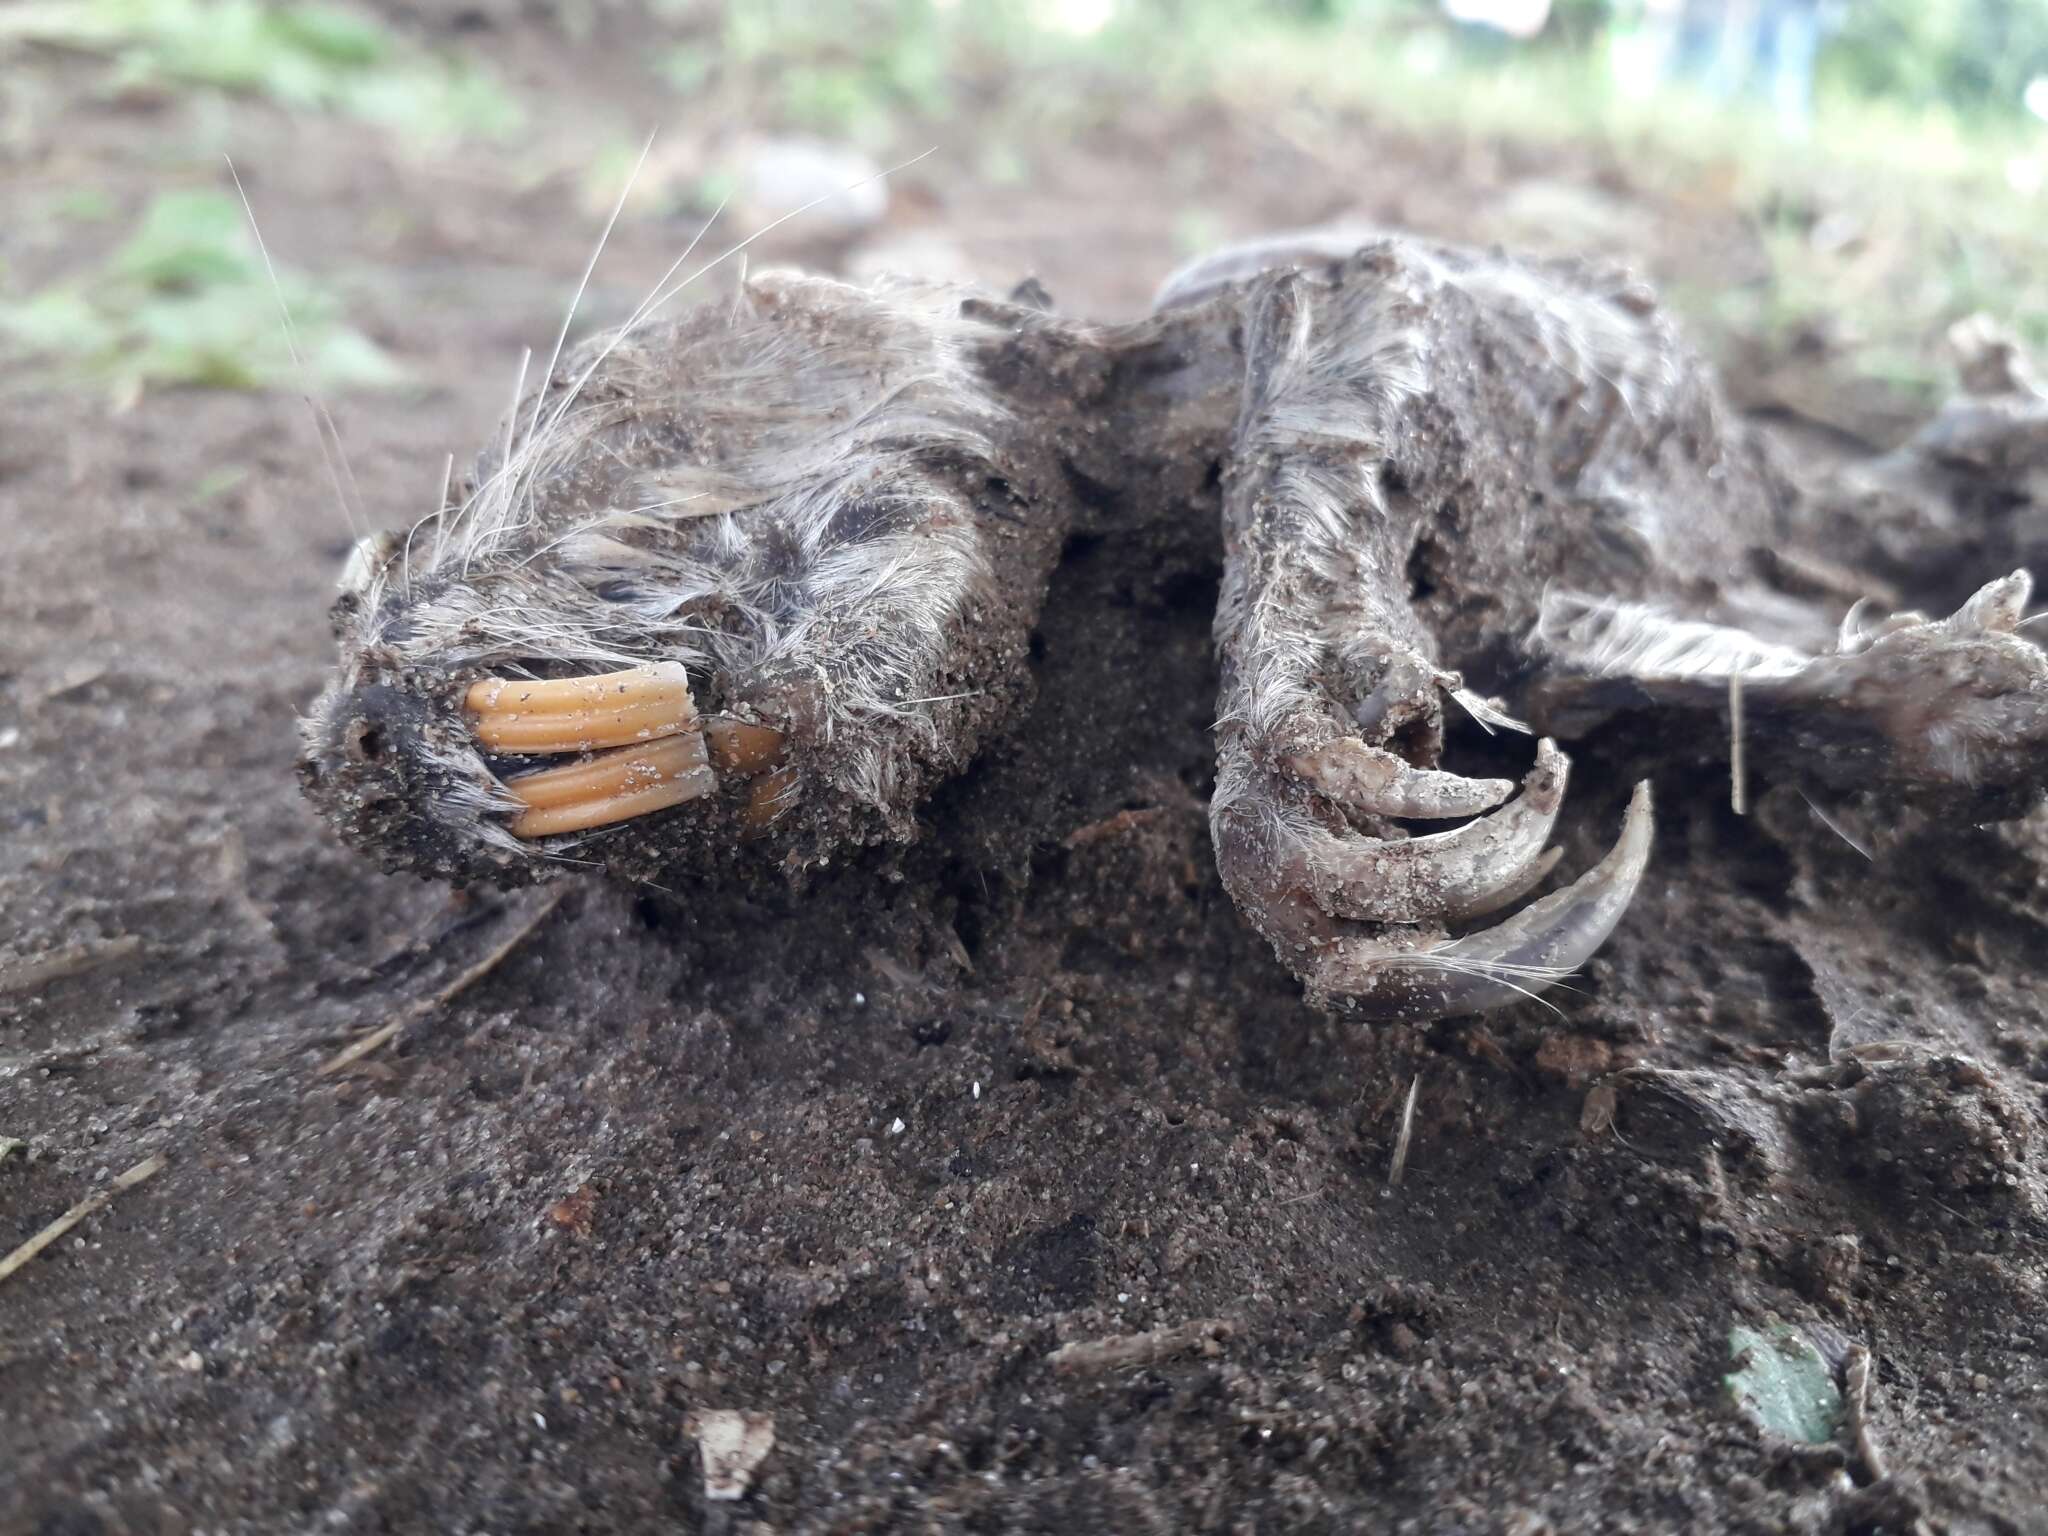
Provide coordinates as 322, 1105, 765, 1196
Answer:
4, 0, 2047, 455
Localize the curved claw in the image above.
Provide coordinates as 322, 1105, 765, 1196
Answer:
1427, 778, 1653, 984
1305, 740, 1569, 923
1455, 844, 1563, 920
1306, 781, 1654, 1019
1289, 737, 1514, 819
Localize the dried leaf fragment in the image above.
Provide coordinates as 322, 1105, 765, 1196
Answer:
687, 1408, 776, 1501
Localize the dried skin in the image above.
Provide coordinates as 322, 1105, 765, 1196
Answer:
300, 233, 2048, 1020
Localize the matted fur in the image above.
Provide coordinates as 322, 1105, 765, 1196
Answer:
301, 226, 2048, 1019
1210, 258, 1435, 862
305, 272, 1012, 856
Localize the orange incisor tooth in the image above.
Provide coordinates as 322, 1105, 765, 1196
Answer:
703, 717, 786, 776
465, 663, 698, 754
504, 736, 717, 838
740, 766, 800, 837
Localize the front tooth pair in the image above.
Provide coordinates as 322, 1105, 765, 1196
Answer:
463, 663, 787, 839
464, 662, 701, 753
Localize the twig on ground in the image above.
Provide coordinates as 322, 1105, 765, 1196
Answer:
1729, 671, 1747, 816
1047, 1317, 1234, 1375
318, 890, 567, 1075
0, 1153, 166, 1288
0, 935, 142, 994
1844, 1343, 1886, 1482
1061, 806, 1168, 850
1387, 1073, 1421, 1188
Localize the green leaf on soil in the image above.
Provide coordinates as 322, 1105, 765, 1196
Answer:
1725, 1322, 1843, 1444
0, 188, 404, 400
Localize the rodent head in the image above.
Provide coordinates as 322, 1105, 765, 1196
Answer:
298, 274, 1008, 889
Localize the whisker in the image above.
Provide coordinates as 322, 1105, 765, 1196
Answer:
466, 346, 532, 576
504, 345, 531, 474
640, 147, 937, 331
539, 145, 938, 459
402, 452, 458, 600
1802, 792, 1875, 860
1381, 949, 1574, 1017
433, 452, 454, 560
225, 155, 364, 543
523, 129, 656, 454
509, 494, 711, 571
730, 252, 750, 325
453, 148, 941, 589
445, 202, 729, 577
533, 197, 731, 454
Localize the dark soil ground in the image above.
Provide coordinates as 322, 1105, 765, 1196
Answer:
4, 10, 2046, 1534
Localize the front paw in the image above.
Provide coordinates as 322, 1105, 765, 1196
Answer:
1213, 714, 1652, 1020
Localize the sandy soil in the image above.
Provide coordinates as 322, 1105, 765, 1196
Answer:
3, 10, 2045, 1533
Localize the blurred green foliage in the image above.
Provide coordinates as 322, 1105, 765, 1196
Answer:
656, 0, 1078, 136
12, 0, 2042, 409
654, 0, 2048, 126
1821, 0, 2048, 118
1286, 0, 2048, 118
0, 0, 520, 140
623, 0, 2042, 427
0, 189, 402, 404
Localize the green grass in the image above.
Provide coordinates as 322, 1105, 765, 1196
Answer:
1184, 12, 2047, 397
15, 0, 2039, 414
640, 0, 2046, 415
0, 0, 521, 142
0, 188, 402, 405
0, 0, 514, 401
1230, 26, 2048, 409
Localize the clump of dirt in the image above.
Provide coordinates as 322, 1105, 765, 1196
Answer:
3, 14, 2046, 1535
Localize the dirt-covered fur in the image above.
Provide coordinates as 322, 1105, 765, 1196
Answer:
303, 274, 1068, 883
301, 233, 2048, 1018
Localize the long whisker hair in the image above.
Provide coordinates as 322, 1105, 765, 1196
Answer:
225, 155, 366, 543
1381, 949, 1578, 1017
523, 130, 657, 458
431, 144, 940, 581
